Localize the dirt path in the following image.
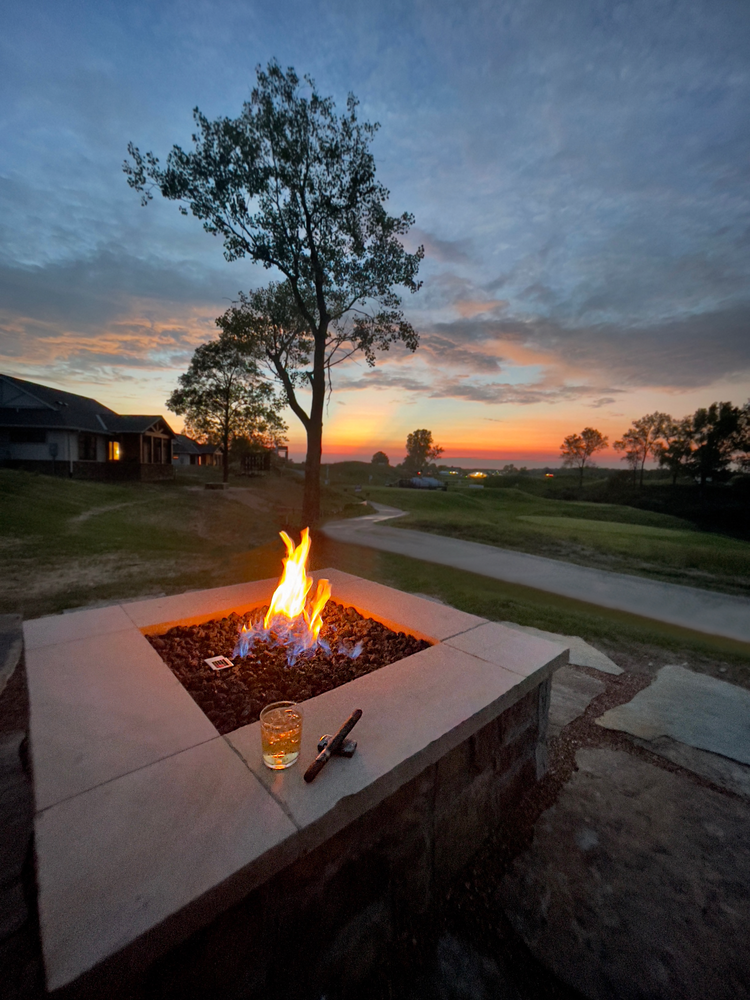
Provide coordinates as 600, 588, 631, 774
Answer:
68, 501, 147, 524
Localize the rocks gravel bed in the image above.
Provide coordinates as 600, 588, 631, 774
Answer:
147, 601, 431, 735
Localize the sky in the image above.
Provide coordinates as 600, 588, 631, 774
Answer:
1, 0, 749, 466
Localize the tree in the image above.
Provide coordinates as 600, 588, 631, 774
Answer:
167, 340, 287, 483
657, 417, 694, 485
687, 401, 741, 485
404, 429, 443, 474
125, 60, 423, 522
559, 427, 608, 486
613, 412, 671, 487
371, 451, 389, 466
737, 402, 750, 472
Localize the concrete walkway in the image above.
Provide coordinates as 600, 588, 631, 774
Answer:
322, 503, 750, 643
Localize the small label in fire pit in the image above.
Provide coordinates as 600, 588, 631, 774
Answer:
205, 655, 234, 671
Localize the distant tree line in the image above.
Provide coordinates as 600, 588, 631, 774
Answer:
370, 429, 444, 476
562, 401, 750, 487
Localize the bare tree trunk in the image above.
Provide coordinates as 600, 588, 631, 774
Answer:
222, 402, 230, 483
302, 351, 326, 525
222, 431, 230, 483
303, 421, 323, 525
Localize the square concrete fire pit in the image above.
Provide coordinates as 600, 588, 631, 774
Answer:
24, 569, 567, 998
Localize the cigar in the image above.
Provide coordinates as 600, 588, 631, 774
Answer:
304, 709, 362, 783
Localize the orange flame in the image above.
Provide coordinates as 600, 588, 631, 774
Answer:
263, 528, 331, 643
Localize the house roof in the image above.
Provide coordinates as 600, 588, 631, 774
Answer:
103, 415, 175, 436
0, 374, 174, 436
173, 433, 221, 455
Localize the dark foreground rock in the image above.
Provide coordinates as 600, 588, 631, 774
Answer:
501, 747, 750, 1000
0, 616, 44, 1000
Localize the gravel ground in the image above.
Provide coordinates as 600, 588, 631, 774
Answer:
147, 602, 430, 735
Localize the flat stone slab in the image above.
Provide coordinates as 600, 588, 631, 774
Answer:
596, 664, 750, 765
35, 737, 298, 993
549, 666, 607, 737
627, 734, 750, 800
26, 627, 219, 811
500, 622, 622, 675
501, 748, 750, 1000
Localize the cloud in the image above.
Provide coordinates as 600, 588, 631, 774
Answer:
335, 361, 626, 408
2, 0, 748, 427
0, 250, 238, 331
409, 228, 474, 264
334, 371, 429, 394
416, 334, 504, 373
428, 302, 750, 389
426, 379, 618, 406
453, 299, 508, 319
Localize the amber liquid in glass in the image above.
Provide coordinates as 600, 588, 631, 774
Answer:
260, 704, 303, 769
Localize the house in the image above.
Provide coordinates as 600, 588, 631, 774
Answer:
0, 373, 176, 481
172, 434, 222, 467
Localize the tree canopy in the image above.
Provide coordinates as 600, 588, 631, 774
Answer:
125, 60, 423, 521
404, 429, 443, 474
614, 412, 671, 486
167, 339, 286, 482
687, 401, 742, 485
559, 427, 608, 486
371, 451, 389, 466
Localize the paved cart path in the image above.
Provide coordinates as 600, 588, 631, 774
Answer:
322, 503, 750, 643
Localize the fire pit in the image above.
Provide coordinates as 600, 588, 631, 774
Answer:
25, 557, 567, 998
147, 530, 431, 735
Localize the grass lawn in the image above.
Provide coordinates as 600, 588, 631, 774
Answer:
1, 467, 747, 678
310, 533, 750, 683
0, 467, 358, 619
357, 485, 750, 597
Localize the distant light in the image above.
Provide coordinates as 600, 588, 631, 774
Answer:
545, 473, 554, 478
468, 471, 487, 479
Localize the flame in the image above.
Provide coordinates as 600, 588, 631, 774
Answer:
234, 528, 332, 665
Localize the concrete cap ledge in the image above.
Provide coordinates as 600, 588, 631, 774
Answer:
36, 737, 299, 993
23, 604, 136, 651
444, 622, 567, 679
228, 639, 565, 849
318, 568, 488, 641
26, 575, 565, 995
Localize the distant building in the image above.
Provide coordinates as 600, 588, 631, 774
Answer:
172, 434, 222, 467
0, 373, 175, 480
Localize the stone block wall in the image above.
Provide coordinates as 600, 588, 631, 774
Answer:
141, 679, 549, 1000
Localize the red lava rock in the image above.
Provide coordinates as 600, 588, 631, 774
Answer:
147, 602, 431, 735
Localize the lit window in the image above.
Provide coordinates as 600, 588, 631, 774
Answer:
108, 441, 121, 461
